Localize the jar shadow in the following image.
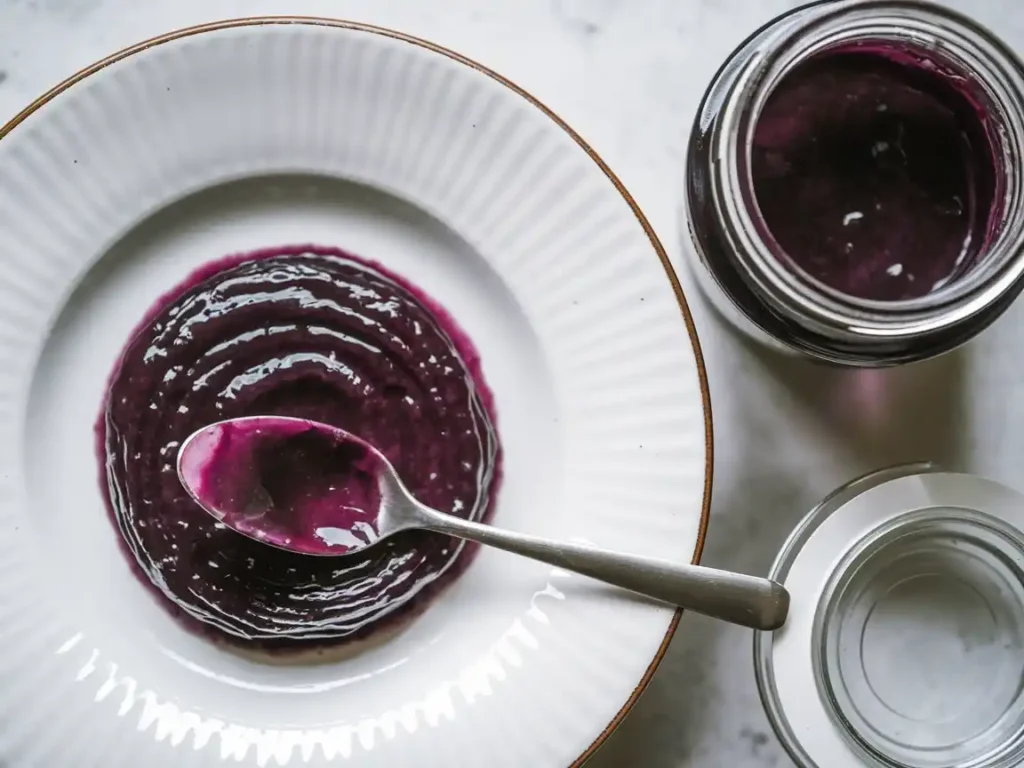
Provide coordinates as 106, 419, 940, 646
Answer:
742, 338, 970, 472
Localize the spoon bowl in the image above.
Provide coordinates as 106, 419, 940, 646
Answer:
178, 415, 391, 556
179, 416, 790, 630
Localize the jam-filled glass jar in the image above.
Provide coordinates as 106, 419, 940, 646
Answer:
684, 0, 1024, 365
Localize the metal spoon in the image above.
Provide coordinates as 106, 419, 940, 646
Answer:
178, 416, 789, 631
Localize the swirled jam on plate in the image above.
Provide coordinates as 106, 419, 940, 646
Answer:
98, 245, 501, 651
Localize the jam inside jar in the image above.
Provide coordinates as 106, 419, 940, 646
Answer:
751, 46, 997, 302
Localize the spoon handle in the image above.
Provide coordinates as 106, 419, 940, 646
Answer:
417, 511, 789, 631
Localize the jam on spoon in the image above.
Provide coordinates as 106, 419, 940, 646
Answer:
177, 415, 384, 556
179, 416, 792, 631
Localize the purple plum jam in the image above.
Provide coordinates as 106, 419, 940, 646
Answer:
179, 417, 385, 557
98, 245, 501, 651
752, 49, 996, 301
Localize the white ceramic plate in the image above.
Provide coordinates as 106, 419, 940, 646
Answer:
0, 18, 711, 768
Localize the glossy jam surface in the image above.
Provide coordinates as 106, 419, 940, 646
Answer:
99, 246, 501, 650
179, 417, 385, 557
752, 50, 995, 301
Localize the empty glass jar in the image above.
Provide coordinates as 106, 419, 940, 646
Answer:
756, 464, 1024, 768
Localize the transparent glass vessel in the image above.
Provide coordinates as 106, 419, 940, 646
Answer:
683, 0, 1024, 365
756, 464, 1024, 768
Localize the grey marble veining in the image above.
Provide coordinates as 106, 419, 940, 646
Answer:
4, 1, 1024, 765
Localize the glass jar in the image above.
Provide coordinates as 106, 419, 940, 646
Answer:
683, 0, 1024, 365
756, 464, 1024, 768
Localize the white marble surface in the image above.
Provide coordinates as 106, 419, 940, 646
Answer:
5, 1, 1024, 766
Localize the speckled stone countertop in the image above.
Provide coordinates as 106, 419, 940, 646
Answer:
4, 0, 1024, 765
